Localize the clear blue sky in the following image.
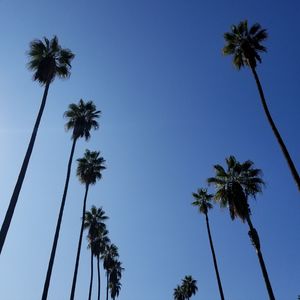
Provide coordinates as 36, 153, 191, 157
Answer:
0, 0, 299, 299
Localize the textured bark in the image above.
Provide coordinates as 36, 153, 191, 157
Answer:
88, 250, 93, 300
246, 216, 275, 300
70, 184, 90, 300
0, 81, 50, 254
205, 214, 225, 300
251, 66, 300, 191
41, 137, 77, 300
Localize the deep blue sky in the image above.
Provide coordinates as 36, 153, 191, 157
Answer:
0, 0, 299, 299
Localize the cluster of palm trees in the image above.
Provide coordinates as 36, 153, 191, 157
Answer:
0, 36, 123, 299
186, 20, 300, 300
84, 206, 124, 300
193, 156, 275, 300
173, 276, 198, 300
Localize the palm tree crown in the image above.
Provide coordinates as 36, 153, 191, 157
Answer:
109, 260, 124, 283
28, 35, 74, 84
173, 285, 185, 300
110, 278, 122, 300
102, 244, 119, 271
84, 206, 108, 240
91, 228, 111, 258
207, 155, 264, 221
223, 20, 267, 69
64, 99, 100, 140
182, 275, 198, 299
77, 150, 106, 185
192, 188, 213, 215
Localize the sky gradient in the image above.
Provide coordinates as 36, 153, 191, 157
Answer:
0, 0, 299, 299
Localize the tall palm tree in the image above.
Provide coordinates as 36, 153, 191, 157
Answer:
41, 100, 100, 300
0, 36, 74, 254
93, 228, 111, 300
102, 244, 119, 300
84, 206, 108, 300
181, 275, 198, 300
173, 285, 185, 300
223, 20, 300, 191
106, 258, 124, 300
207, 155, 275, 300
70, 150, 106, 300
192, 188, 225, 300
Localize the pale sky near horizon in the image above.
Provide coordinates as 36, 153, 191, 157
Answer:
0, 0, 299, 299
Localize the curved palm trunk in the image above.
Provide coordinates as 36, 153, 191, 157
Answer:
246, 216, 275, 300
251, 67, 300, 191
0, 81, 50, 254
41, 137, 77, 300
70, 184, 90, 300
205, 213, 225, 300
88, 250, 94, 300
106, 271, 109, 300
97, 255, 101, 300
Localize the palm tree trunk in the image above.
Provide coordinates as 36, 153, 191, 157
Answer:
106, 271, 109, 300
97, 255, 101, 300
0, 81, 50, 254
205, 213, 225, 300
251, 67, 300, 191
88, 250, 94, 300
41, 137, 77, 300
70, 184, 90, 300
246, 216, 275, 300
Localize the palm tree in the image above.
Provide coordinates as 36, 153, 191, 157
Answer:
192, 188, 225, 300
70, 150, 106, 300
207, 155, 275, 300
109, 260, 123, 300
93, 228, 111, 300
173, 285, 185, 300
41, 100, 100, 300
181, 275, 198, 300
223, 20, 300, 191
84, 206, 108, 300
103, 244, 119, 300
0, 36, 74, 254
110, 277, 121, 300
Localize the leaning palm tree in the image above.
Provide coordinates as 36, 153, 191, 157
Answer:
181, 275, 198, 300
41, 100, 100, 300
84, 206, 108, 300
207, 155, 275, 300
102, 244, 119, 300
173, 285, 185, 300
223, 20, 300, 191
0, 36, 74, 254
93, 228, 111, 300
70, 150, 106, 300
192, 188, 225, 300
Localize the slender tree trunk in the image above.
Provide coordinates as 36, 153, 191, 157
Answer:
88, 250, 94, 300
246, 216, 275, 300
205, 213, 225, 300
97, 255, 101, 300
41, 137, 77, 300
251, 67, 300, 191
106, 271, 109, 300
0, 81, 50, 254
70, 184, 90, 300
